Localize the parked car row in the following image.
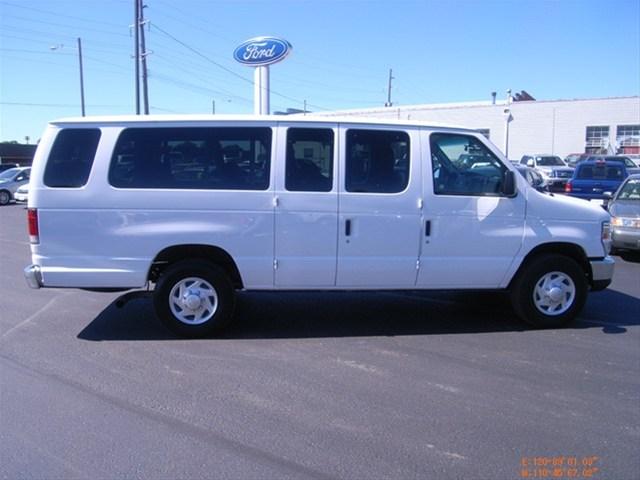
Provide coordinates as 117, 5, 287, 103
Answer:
519, 154, 574, 192
512, 153, 639, 197
565, 157, 639, 200
512, 154, 639, 252
0, 166, 30, 205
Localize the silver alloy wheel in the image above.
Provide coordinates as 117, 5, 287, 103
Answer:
0, 191, 9, 205
533, 271, 576, 316
168, 277, 219, 325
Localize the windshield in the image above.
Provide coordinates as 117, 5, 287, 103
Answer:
0, 168, 19, 180
537, 156, 565, 166
616, 179, 640, 200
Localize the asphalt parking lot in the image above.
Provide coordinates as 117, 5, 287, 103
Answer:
1, 203, 639, 480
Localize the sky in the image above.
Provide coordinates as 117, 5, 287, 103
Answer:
1, 0, 639, 143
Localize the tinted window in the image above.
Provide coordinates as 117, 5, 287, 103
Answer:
109, 127, 271, 190
536, 156, 564, 166
285, 128, 333, 192
44, 129, 101, 187
577, 164, 624, 180
346, 129, 409, 193
430, 133, 507, 196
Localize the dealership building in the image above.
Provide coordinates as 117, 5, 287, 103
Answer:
316, 95, 640, 160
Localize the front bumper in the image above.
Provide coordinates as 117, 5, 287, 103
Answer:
24, 264, 42, 289
612, 228, 640, 251
589, 256, 615, 291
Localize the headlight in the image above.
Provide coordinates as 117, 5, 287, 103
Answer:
611, 216, 640, 229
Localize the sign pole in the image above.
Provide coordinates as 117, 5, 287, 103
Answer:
254, 66, 270, 115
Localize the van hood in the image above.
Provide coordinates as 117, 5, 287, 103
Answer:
527, 189, 610, 222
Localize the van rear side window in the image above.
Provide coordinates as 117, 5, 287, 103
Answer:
108, 127, 272, 190
44, 129, 101, 187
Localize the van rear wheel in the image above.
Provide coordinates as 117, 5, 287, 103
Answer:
153, 260, 235, 338
510, 254, 587, 328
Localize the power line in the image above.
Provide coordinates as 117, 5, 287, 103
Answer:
151, 23, 254, 86
0, 24, 130, 50
1, 101, 130, 108
149, 22, 330, 111
150, 71, 253, 105
151, 0, 234, 42
151, 55, 250, 100
2, 13, 130, 38
0, 1, 125, 28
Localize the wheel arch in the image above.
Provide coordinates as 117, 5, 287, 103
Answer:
148, 244, 244, 289
509, 242, 592, 288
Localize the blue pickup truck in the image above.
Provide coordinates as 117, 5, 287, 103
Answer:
565, 159, 634, 200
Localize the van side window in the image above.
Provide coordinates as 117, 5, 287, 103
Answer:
346, 129, 409, 194
285, 128, 333, 192
44, 129, 101, 188
109, 127, 271, 190
430, 133, 507, 196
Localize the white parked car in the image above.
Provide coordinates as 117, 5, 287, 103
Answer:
24, 115, 614, 337
14, 183, 29, 203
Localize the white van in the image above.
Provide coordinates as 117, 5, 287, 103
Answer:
24, 115, 614, 337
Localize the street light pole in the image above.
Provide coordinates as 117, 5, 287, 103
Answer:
77, 37, 86, 116
50, 40, 86, 117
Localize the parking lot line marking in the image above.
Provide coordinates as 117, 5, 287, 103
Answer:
1, 292, 72, 340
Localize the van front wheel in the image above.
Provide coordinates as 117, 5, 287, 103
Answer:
510, 254, 587, 328
153, 260, 235, 338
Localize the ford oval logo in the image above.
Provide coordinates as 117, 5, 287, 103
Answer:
233, 37, 292, 67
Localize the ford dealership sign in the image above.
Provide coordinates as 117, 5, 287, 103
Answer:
233, 37, 292, 66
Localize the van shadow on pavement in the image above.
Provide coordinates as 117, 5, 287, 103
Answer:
77, 288, 640, 341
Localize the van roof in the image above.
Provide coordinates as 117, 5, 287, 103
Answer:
49, 114, 476, 132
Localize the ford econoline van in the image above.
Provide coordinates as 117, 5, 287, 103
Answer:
24, 115, 614, 337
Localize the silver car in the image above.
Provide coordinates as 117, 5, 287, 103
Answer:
520, 154, 574, 192
0, 167, 30, 206
607, 174, 640, 252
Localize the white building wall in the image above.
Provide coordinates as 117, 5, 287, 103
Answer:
316, 96, 640, 160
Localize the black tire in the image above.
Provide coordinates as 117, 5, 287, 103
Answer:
153, 259, 236, 338
0, 190, 10, 206
510, 254, 588, 328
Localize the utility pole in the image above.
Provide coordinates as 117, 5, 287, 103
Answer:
134, 0, 140, 114
212, 100, 216, 114
139, 0, 150, 114
385, 68, 394, 107
77, 37, 86, 116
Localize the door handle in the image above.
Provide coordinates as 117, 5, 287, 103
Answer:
345, 219, 352, 236
425, 220, 431, 237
